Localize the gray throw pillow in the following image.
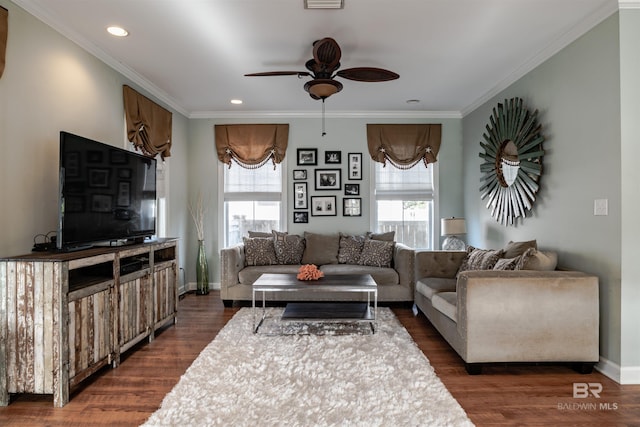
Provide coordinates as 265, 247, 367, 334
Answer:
301, 232, 339, 265
272, 230, 305, 265
338, 233, 366, 264
247, 231, 273, 238
502, 240, 537, 258
366, 231, 396, 241
359, 239, 395, 268
243, 237, 278, 266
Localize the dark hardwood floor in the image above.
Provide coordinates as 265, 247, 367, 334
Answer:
1, 292, 638, 426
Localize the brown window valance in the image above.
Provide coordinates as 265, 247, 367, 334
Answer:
0, 6, 7, 79
123, 85, 172, 159
215, 124, 289, 169
367, 124, 442, 169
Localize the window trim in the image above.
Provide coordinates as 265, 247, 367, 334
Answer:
218, 161, 287, 249
369, 161, 439, 250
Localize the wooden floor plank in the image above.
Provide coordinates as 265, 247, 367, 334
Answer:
0, 292, 638, 426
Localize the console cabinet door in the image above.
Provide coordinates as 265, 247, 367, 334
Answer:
68, 283, 112, 388
118, 270, 152, 353
153, 261, 177, 329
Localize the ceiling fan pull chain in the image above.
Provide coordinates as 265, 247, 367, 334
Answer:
321, 99, 326, 137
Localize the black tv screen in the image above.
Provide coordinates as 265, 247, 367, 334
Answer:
57, 131, 157, 251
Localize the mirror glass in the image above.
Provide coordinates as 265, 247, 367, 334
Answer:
497, 140, 519, 187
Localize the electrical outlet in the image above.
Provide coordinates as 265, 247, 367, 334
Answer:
594, 199, 608, 216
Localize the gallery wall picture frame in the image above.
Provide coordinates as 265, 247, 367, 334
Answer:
293, 182, 308, 209
297, 148, 318, 166
89, 169, 109, 188
293, 211, 309, 223
91, 194, 112, 213
344, 183, 359, 196
348, 153, 363, 180
293, 169, 307, 180
343, 197, 362, 217
311, 196, 337, 216
314, 168, 342, 191
325, 150, 341, 164
116, 181, 131, 207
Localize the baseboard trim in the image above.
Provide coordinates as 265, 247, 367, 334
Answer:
184, 282, 221, 292
595, 357, 640, 384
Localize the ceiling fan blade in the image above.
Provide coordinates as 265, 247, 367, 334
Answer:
336, 67, 399, 82
244, 71, 311, 77
313, 38, 341, 69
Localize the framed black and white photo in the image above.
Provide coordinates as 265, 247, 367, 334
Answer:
343, 198, 362, 217
314, 169, 341, 191
293, 182, 308, 209
311, 196, 337, 216
293, 169, 307, 180
91, 194, 112, 213
89, 169, 109, 188
117, 181, 131, 206
293, 211, 309, 223
344, 183, 360, 195
348, 152, 363, 180
325, 150, 341, 164
297, 148, 318, 166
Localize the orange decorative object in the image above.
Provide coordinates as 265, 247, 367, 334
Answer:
297, 264, 324, 281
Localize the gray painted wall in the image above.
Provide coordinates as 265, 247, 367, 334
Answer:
463, 14, 627, 371
187, 116, 463, 286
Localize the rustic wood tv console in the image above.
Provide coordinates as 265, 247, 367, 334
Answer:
0, 238, 178, 407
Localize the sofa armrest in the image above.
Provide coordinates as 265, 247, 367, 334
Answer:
415, 250, 466, 280
393, 243, 415, 289
456, 270, 599, 362
220, 243, 245, 292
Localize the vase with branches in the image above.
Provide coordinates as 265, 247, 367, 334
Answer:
189, 192, 209, 295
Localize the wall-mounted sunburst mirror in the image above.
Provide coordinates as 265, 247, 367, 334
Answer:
479, 97, 545, 226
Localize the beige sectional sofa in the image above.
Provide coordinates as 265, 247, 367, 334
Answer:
220, 230, 415, 307
414, 242, 600, 374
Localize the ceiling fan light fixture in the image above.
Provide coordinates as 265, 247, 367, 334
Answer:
304, 79, 343, 99
304, 0, 344, 9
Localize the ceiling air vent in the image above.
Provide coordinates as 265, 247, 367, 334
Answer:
304, 0, 344, 9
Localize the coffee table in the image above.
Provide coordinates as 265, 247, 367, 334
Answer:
252, 273, 378, 334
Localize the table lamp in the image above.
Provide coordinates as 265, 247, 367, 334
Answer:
441, 217, 467, 251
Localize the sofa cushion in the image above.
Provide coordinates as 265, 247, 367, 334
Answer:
319, 264, 399, 286
243, 237, 278, 266
272, 231, 305, 265
416, 277, 457, 300
338, 233, 366, 264
239, 265, 302, 285
502, 240, 537, 258
457, 246, 504, 276
248, 231, 273, 238
359, 239, 394, 268
301, 232, 339, 265
518, 248, 558, 271
366, 230, 395, 241
431, 292, 457, 322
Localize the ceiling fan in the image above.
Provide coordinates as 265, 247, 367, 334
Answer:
245, 37, 399, 101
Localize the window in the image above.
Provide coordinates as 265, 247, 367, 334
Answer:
373, 162, 435, 249
222, 164, 285, 247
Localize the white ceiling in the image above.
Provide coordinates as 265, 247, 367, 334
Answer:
14, 0, 621, 118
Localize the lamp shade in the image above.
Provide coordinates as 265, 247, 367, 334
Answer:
441, 217, 466, 236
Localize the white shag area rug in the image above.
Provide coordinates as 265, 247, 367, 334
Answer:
142, 307, 474, 427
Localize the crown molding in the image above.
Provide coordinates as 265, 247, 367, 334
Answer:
461, 0, 620, 117
619, 0, 640, 9
188, 110, 462, 120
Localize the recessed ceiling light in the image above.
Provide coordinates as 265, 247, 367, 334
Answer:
406, 99, 420, 104
107, 26, 128, 37
304, 0, 344, 9
230, 99, 243, 105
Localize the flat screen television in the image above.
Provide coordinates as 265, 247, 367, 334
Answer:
57, 131, 157, 251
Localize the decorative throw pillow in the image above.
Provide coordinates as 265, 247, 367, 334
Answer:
493, 256, 520, 271
359, 239, 395, 268
366, 231, 396, 242
457, 246, 504, 277
502, 240, 537, 259
338, 233, 366, 264
243, 237, 277, 266
272, 231, 305, 265
517, 248, 558, 271
301, 232, 340, 265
